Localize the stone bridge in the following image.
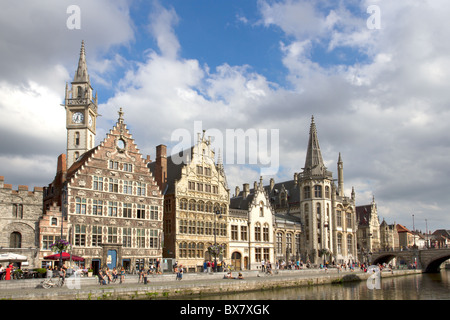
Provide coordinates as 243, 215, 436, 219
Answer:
371, 248, 450, 273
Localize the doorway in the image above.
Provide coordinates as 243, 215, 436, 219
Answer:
92, 259, 101, 275
231, 251, 242, 270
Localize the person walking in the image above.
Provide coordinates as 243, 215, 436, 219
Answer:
5, 264, 13, 280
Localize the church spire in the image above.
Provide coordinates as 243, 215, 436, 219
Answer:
73, 40, 90, 83
303, 116, 326, 176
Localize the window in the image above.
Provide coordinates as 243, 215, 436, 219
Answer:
189, 200, 196, 211
220, 223, 227, 236
255, 223, 261, 241
10, 232, 21, 248
179, 220, 187, 234
325, 186, 330, 198
259, 202, 264, 217
303, 186, 311, 199
51, 218, 57, 226
109, 178, 118, 193
314, 185, 322, 198
205, 202, 212, 213
137, 204, 146, 219
92, 226, 102, 247
149, 230, 158, 248
12, 204, 23, 219
122, 228, 132, 247
263, 248, 270, 261
123, 203, 132, 218
197, 201, 204, 212
109, 160, 118, 170
231, 225, 238, 240
197, 221, 204, 235
213, 186, 218, 194
295, 234, 301, 255
197, 243, 204, 258
276, 233, 284, 253
240, 226, 247, 241
263, 224, 270, 242
137, 229, 145, 248
286, 233, 292, 254
347, 235, 353, 254
205, 222, 212, 235
74, 152, 79, 162
93, 200, 103, 216
179, 242, 187, 258
197, 166, 203, 175
337, 234, 342, 254
108, 201, 118, 217
74, 224, 86, 246
337, 210, 342, 227
123, 163, 133, 172
75, 197, 86, 214
164, 219, 172, 235
136, 182, 146, 196
205, 167, 211, 176
108, 227, 118, 243
75, 132, 80, 146
179, 199, 187, 210
346, 212, 352, 229
189, 220, 196, 234
255, 248, 262, 262
197, 183, 203, 192
42, 235, 59, 250
123, 181, 133, 194
205, 184, 211, 193
93, 176, 103, 191
188, 181, 195, 190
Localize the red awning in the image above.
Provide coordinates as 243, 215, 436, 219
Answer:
43, 252, 84, 261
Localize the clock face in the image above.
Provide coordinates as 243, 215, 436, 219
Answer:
72, 112, 84, 124
88, 115, 93, 127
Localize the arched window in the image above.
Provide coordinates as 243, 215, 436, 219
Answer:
325, 186, 330, 198
189, 200, 196, 211
179, 199, 187, 210
51, 217, 57, 226
346, 212, 352, 229
255, 223, 261, 241
337, 233, 342, 254
10, 232, 21, 248
276, 232, 283, 254
263, 223, 270, 242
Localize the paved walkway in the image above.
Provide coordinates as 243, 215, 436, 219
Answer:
0, 268, 416, 300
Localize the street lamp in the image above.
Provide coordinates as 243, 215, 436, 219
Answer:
214, 208, 222, 272
412, 214, 416, 248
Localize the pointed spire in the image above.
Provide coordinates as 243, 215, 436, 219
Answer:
303, 115, 326, 176
73, 40, 90, 83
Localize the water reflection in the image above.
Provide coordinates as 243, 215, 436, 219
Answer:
190, 270, 450, 300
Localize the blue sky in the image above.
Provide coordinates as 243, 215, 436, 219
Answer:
1, 0, 450, 232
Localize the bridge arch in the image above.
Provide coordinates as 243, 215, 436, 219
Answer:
422, 251, 450, 273
372, 254, 397, 265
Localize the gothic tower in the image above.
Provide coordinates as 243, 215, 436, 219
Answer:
300, 116, 334, 264
64, 40, 98, 169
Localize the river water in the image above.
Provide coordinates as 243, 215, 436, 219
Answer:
192, 269, 450, 300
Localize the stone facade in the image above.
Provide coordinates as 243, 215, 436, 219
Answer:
229, 177, 276, 270
43, 110, 163, 273
262, 117, 357, 265
0, 176, 43, 268
149, 133, 230, 272
356, 197, 381, 258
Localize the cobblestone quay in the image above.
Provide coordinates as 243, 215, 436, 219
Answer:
0, 268, 420, 300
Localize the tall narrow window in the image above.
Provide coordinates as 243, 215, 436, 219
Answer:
137, 229, 146, 248
263, 224, 270, 242
149, 230, 158, 248
314, 185, 322, 197
122, 228, 132, 247
74, 224, 86, 246
108, 227, 118, 243
137, 204, 146, 219
123, 203, 132, 218
92, 226, 102, 247
241, 226, 248, 241
75, 197, 86, 214
108, 201, 118, 217
75, 132, 80, 146
255, 223, 261, 241
93, 200, 103, 216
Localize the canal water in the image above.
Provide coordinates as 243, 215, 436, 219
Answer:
191, 269, 450, 300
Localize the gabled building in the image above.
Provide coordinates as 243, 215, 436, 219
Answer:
149, 132, 230, 272
41, 42, 163, 273
229, 177, 276, 270
356, 196, 381, 256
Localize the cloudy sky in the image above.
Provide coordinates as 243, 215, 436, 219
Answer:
1, 0, 449, 232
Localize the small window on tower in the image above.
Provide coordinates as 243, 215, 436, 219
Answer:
75, 132, 80, 146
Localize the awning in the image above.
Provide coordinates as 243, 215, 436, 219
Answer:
43, 252, 84, 261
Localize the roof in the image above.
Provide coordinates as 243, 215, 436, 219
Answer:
396, 224, 411, 233
356, 205, 372, 226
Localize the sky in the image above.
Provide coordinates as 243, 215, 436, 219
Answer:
1, 0, 449, 233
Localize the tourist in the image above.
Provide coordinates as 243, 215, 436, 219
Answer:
0, 264, 4, 280
112, 268, 118, 282
5, 264, 13, 280
120, 266, 125, 284
238, 272, 244, 280
203, 261, 208, 273
261, 260, 265, 272
176, 265, 183, 280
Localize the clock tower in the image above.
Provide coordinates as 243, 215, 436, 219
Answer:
64, 40, 98, 169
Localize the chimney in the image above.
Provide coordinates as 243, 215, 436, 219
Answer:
294, 173, 298, 186
270, 178, 275, 192
57, 154, 67, 174
243, 183, 250, 198
155, 144, 167, 192
235, 186, 240, 197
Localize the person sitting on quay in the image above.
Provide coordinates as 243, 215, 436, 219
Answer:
238, 272, 244, 280
98, 271, 107, 285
